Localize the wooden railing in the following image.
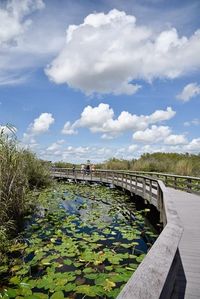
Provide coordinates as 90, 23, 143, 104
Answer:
52, 168, 200, 195
128, 171, 200, 195
51, 168, 184, 298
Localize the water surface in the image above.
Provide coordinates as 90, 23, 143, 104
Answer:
0, 182, 157, 299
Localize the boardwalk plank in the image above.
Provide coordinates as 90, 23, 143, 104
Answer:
168, 188, 200, 299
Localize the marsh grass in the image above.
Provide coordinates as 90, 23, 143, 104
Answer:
97, 153, 200, 176
0, 126, 51, 255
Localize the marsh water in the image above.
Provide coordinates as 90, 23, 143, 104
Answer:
0, 182, 158, 299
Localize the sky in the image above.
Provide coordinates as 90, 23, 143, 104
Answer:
0, 0, 200, 163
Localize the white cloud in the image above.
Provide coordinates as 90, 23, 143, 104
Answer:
148, 107, 175, 123
69, 103, 175, 139
46, 9, 200, 95
128, 144, 138, 152
184, 118, 200, 127
132, 122, 187, 146
47, 139, 65, 151
38, 137, 200, 163
0, 0, 45, 46
47, 142, 61, 152
164, 134, 187, 145
133, 125, 171, 143
23, 113, 55, 147
61, 121, 77, 135
185, 138, 200, 151
0, 0, 67, 86
74, 103, 114, 132
29, 113, 55, 135
177, 82, 200, 102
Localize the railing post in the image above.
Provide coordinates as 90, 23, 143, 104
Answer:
130, 175, 133, 194
165, 175, 168, 186
135, 176, 138, 194
187, 178, 192, 192
149, 179, 152, 203
174, 177, 177, 189
143, 178, 146, 199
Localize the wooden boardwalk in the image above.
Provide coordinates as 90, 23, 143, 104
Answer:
168, 188, 200, 299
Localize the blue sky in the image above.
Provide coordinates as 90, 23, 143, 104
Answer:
0, 0, 200, 163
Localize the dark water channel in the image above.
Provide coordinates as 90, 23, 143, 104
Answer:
0, 182, 158, 299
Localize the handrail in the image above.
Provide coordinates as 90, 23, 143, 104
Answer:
128, 170, 200, 194
52, 167, 200, 195
129, 170, 200, 180
51, 168, 184, 298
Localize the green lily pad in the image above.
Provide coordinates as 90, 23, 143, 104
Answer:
50, 291, 64, 299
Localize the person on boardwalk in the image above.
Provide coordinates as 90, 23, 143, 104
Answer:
85, 160, 90, 175
91, 164, 95, 173
72, 164, 75, 175
81, 164, 85, 174
86, 163, 90, 175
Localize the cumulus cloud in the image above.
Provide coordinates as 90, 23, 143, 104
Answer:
133, 125, 188, 145
177, 83, 200, 102
67, 103, 175, 139
46, 9, 200, 95
133, 125, 171, 143
164, 134, 188, 145
29, 113, 55, 135
23, 112, 55, 147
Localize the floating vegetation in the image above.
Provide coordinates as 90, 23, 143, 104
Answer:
0, 182, 158, 298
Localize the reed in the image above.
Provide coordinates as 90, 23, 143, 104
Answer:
0, 127, 51, 253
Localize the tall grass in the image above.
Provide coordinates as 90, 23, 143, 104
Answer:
0, 127, 51, 254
